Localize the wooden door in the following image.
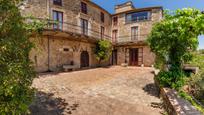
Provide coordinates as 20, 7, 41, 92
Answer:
80, 51, 89, 68
129, 48, 138, 66
112, 50, 117, 65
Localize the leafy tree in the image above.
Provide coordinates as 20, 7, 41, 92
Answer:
95, 40, 112, 64
148, 8, 204, 90
0, 0, 44, 114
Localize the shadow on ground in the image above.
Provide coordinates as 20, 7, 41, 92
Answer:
29, 91, 79, 115
143, 83, 160, 98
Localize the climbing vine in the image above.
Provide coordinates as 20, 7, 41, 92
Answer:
148, 8, 204, 90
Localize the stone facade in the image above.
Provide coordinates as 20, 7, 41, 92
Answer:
112, 2, 162, 67
21, 0, 163, 72
30, 36, 109, 72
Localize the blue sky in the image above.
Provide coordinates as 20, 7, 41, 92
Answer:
93, 0, 204, 49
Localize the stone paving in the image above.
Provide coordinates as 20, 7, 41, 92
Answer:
30, 66, 164, 115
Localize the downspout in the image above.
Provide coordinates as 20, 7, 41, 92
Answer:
47, 36, 51, 72
47, 0, 52, 72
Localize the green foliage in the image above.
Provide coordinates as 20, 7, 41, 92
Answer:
188, 51, 204, 88
187, 51, 204, 105
148, 8, 204, 90
148, 8, 204, 70
0, 0, 43, 114
199, 49, 204, 54
95, 40, 112, 63
179, 91, 204, 113
156, 70, 185, 90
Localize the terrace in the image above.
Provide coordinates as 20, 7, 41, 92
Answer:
31, 18, 150, 44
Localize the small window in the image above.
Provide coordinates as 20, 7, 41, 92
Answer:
101, 26, 105, 39
53, 0, 62, 6
113, 16, 118, 26
81, 2, 87, 14
63, 48, 69, 52
101, 12, 105, 23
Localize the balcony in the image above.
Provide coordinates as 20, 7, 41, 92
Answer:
112, 35, 148, 46
31, 18, 112, 42
125, 16, 152, 24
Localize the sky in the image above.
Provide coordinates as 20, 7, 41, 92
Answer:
92, 0, 204, 49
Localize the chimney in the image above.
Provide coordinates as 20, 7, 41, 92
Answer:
115, 1, 135, 13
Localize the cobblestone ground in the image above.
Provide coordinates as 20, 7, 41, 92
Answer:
30, 66, 164, 115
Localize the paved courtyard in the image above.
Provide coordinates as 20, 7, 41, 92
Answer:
30, 66, 164, 115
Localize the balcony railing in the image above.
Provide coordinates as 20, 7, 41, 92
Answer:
27, 18, 149, 44
126, 16, 152, 24
29, 18, 112, 40
112, 35, 148, 43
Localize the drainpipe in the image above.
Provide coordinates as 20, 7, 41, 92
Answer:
47, 36, 52, 72
47, 0, 52, 72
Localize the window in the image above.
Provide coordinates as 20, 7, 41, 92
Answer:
113, 16, 118, 26
53, 0, 62, 6
131, 26, 139, 40
81, 19, 88, 35
101, 26, 105, 39
126, 11, 150, 23
81, 2, 87, 14
112, 30, 118, 43
52, 10, 63, 30
63, 48, 69, 52
101, 12, 104, 23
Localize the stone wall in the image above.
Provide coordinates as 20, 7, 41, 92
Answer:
21, 0, 112, 38
160, 88, 202, 115
22, 0, 163, 72
30, 36, 110, 72
112, 8, 162, 42
115, 46, 155, 67
115, 1, 134, 14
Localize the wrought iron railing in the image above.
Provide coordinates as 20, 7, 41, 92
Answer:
112, 35, 148, 43
42, 19, 112, 40
27, 18, 149, 43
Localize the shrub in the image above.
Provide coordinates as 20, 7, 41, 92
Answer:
95, 39, 112, 64
156, 70, 186, 90
148, 8, 204, 91
0, 0, 43, 114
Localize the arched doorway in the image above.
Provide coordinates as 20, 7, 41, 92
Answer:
80, 51, 89, 68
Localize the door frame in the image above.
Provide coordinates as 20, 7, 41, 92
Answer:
112, 49, 117, 65
80, 51, 89, 68
129, 48, 139, 66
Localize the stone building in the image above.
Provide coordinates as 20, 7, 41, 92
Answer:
111, 1, 163, 66
20, 0, 163, 72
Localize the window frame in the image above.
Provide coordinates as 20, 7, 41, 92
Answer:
81, 2, 87, 14
113, 16, 118, 26
101, 12, 105, 23
112, 29, 118, 43
126, 11, 151, 23
52, 10, 63, 30
101, 26, 105, 39
81, 18, 88, 35
53, 0, 62, 6
131, 26, 139, 41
